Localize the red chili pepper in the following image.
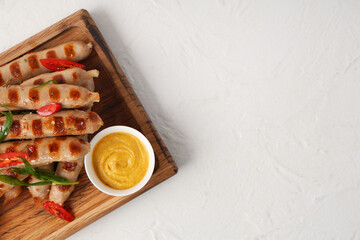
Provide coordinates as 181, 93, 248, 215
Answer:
4, 169, 19, 178
0, 159, 22, 168
43, 201, 74, 222
0, 152, 28, 160
37, 103, 62, 117
0, 152, 28, 168
39, 58, 85, 71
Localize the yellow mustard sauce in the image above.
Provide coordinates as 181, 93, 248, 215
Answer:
92, 132, 149, 190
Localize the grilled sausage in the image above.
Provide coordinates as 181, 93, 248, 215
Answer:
0, 41, 93, 86
3, 186, 22, 205
21, 68, 99, 91
49, 158, 83, 205
49, 135, 88, 205
0, 84, 100, 111
0, 169, 28, 198
0, 137, 90, 170
28, 163, 54, 205
0, 110, 103, 140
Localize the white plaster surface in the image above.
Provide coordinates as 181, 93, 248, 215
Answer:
1, 0, 360, 239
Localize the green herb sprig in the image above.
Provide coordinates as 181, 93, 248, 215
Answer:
0, 175, 51, 186
32, 79, 58, 89
0, 105, 13, 143
8, 157, 79, 185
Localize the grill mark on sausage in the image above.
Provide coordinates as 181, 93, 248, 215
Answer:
74, 118, 86, 131
48, 142, 59, 153
4, 170, 18, 178
70, 89, 80, 100
49, 87, 60, 101
32, 119, 43, 136
72, 72, 78, 82
63, 162, 77, 171
29, 89, 39, 102
0, 72, 4, 86
53, 74, 65, 84
10, 62, 21, 78
56, 184, 71, 192
12, 141, 22, 147
10, 120, 21, 136
5, 147, 15, 153
8, 89, 19, 104
33, 79, 44, 85
69, 141, 82, 156
27, 55, 40, 70
27, 145, 38, 160
46, 50, 57, 59
54, 116, 65, 134
88, 112, 99, 122
64, 43, 76, 59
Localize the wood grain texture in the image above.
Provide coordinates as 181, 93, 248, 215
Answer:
0, 9, 177, 240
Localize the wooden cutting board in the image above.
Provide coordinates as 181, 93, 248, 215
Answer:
0, 9, 177, 240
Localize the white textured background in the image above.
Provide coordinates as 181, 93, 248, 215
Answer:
1, 0, 360, 239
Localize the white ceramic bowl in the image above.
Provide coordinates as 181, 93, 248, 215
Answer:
84, 126, 155, 196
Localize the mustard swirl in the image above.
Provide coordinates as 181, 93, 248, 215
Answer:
92, 132, 149, 190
